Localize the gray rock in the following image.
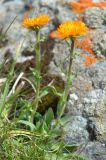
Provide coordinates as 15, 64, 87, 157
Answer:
69, 93, 78, 101
39, 0, 59, 10
84, 7, 106, 29
91, 29, 106, 57
51, 41, 69, 70
39, 0, 73, 9
65, 61, 106, 140
81, 142, 106, 160
83, 88, 106, 138
64, 116, 89, 145
40, 0, 77, 23
0, 0, 54, 62
3, 0, 24, 13
57, 5, 77, 23
0, 5, 7, 25
87, 61, 106, 89
83, 89, 104, 117
0, 21, 36, 62
0, 0, 24, 27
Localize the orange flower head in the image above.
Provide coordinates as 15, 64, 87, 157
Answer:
75, 36, 95, 55
56, 20, 88, 39
22, 14, 50, 29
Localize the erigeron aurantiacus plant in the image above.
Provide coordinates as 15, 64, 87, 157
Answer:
51, 20, 88, 120
22, 14, 50, 122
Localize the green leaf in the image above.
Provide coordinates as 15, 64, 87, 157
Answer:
40, 36, 47, 42
64, 144, 80, 152
34, 112, 42, 122
39, 88, 49, 99
60, 116, 72, 126
32, 69, 41, 82
18, 120, 36, 131
68, 74, 75, 85
43, 121, 49, 133
45, 108, 54, 126
35, 120, 49, 134
47, 85, 62, 97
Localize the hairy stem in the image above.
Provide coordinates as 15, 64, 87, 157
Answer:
31, 30, 41, 122
57, 38, 75, 119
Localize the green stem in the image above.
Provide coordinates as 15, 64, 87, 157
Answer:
35, 30, 41, 72
35, 30, 41, 110
57, 38, 75, 119
31, 30, 41, 122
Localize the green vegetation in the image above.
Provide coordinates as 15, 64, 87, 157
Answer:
0, 15, 88, 160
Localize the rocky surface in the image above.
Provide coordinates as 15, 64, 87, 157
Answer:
64, 116, 89, 145
84, 7, 106, 29
83, 88, 106, 139
91, 29, 106, 57
0, 0, 106, 159
81, 142, 106, 160
84, 7, 106, 57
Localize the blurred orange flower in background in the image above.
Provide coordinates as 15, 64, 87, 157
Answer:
50, 30, 59, 39
52, 20, 88, 39
70, 0, 106, 13
75, 36, 95, 55
84, 55, 97, 66
22, 14, 50, 29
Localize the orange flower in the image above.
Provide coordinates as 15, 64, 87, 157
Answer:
22, 14, 50, 29
75, 36, 95, 55
54, 20, 88, 39
80, 0, 92, 3
84, 55, 97, 66
50, 30, 59, 38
